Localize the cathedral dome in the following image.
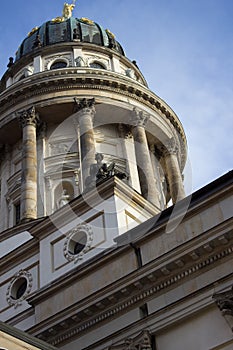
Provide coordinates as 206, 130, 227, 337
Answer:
15, 16, 125, 61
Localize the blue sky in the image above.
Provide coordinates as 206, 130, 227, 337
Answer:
0, 0, 232, 193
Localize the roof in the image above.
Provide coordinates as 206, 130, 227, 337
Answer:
15, 17, 125, 61
0, 321, 57, 350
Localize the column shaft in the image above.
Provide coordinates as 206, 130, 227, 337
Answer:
163, 143, 185, 203
131, 109, 160, 207
18, 107, 39, 222
74, 98, 96, 189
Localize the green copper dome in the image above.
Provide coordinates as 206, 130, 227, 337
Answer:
15, 17, 125, 61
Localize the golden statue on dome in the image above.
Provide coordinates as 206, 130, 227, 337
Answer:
62, 1, 76, 19
52, 1, 77, 23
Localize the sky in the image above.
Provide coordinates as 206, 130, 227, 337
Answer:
0, 0, 232, 194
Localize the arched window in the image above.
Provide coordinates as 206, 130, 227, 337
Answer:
89, 61, 106, 69
50, 60, 68, 70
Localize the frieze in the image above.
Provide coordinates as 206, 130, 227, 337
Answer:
0, 73, 186, 170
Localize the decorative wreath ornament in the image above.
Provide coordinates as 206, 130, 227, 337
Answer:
63, 223, 93, 263
6, 270, 33, 308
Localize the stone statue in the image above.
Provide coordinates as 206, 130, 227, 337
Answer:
73, 28, 80, 41
85, 153, 127, 190
59, 189, 70, 208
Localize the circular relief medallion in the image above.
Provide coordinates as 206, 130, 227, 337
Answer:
64, 224, 93, 263
6, 270, 33, 308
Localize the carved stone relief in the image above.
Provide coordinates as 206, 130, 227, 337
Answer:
109, 330, 152, 350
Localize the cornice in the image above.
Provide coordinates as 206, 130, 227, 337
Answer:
28, 222, 233, 345
0, 236, 39, 272
0, 69, 186, 147
29, 177, 158, 240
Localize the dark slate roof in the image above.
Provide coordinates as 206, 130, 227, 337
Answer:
15, 17, 125, 61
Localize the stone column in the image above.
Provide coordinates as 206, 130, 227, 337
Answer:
162, 140, 185, 203
73, 98, 96, 189
118, 124, 141, 192
150, 144, 164, 209
18, 106, 40, 222
37, 122, 46, 217
131, 108, 160, 207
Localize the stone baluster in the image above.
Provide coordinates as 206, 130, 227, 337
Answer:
131, 108, 160, 207
73, 98, 96, 189
162, 139, 185, 203
18, 106, 40, 222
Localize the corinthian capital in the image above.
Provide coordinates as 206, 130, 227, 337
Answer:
160, 138, 179, 157
131, 107, 149, 127
74, 97, 96, 116
213, 286, 233, 315
17, 106, 40, 128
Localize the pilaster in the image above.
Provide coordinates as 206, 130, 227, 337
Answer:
213, 287, 233, 332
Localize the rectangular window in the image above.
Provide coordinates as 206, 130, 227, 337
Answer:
15, 203, 21, 225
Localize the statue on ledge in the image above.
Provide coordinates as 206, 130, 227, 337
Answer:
85, 153, 127, 190
59, 189, 70, 208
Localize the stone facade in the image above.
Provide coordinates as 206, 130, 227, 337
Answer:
0, 172, 233, 350
1, 5, 232, 350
